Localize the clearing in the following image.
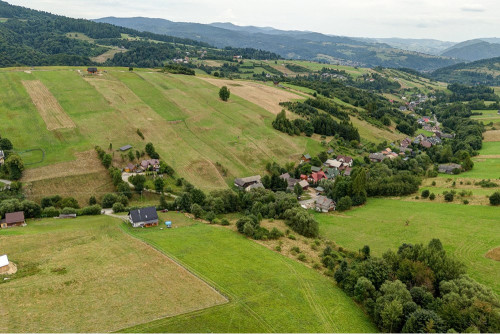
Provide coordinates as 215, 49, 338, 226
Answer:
122, 217, 376, 333
200, 77, 303, 115
0, 216, 227, 333
484, 129, 500, 142
22, 80, 75, 130
486, 247, 500, 261
316, 198, 500, 295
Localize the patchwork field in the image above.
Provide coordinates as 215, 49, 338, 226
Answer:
0, 216, 227, 332
0, 68, 325, 190
122, 219, 376, 333
22, 80, 75, 130
316, 199, 500, 295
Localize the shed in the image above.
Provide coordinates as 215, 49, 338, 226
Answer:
1, 211, 26, 229
87, 67, 98, 74
119, 145, 133, 151
0, 254, 9, 274
165, 221, 172, 228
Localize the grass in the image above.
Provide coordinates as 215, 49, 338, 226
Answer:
0, 216, 226, 332
315, 199, 500, 295
0, 68, 323, 190
480, 141, 500, 155
416, 128, 434, 137
122, 221, 377, 333
438, 158, 500, 180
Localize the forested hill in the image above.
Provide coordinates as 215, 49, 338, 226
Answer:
0, 1, 279, 67
95, 17, 460, 71
431, 56, 500, 86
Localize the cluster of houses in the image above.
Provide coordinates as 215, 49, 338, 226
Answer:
397, 94, 433, 111
369, 147, 409, 163
172, 57, 190, 64
124, 159, 160, 173
301, 153, 354, 181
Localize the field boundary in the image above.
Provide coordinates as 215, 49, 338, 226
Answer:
17, 148, 45, 166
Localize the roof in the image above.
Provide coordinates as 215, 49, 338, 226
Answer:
5, 211, 24, 224
316, 195, 335, 208
302, 154, 311, 160
325, 159, 342, 168
0, 254, 8, 268
369, 153, 386, 161
129, 206, 158, 223
439, 163, 462, 171
246, 182, 264, 191
119, 145, 132, 151
316, 186, 324, 192
234, 175, 261, 187
87, 67, 98, 72
280, 173, 290, 180
311, 171, 326, 183
311, 166, 322, 173
344, 167, 352, 176
298, 180, 309, 188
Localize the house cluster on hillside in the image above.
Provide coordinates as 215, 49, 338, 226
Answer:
300, 153, 353, 182
399, 94, 431, 111
369, 147, 409, 163
123, 159, 160, 173
279, 173, 309, 192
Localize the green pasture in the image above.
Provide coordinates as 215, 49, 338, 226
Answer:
315, 198, 500, 295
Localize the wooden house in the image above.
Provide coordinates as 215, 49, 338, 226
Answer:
234, 175, 263, 191
301, 154, 311, 163
0, 211, 26, 229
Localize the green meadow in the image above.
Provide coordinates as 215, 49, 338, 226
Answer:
122, 220, 376, 333
480, 141, 500, 155
315, 199, 500, 295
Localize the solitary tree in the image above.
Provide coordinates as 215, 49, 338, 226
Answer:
219, 86, 230, 101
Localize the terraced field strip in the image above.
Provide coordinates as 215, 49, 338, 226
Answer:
22, 80, 75, 130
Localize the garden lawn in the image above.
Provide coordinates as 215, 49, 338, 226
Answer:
316, 199, 500, 295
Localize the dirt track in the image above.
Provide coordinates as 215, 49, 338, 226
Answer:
22, 80, 75, 130
200, 77, 302, 115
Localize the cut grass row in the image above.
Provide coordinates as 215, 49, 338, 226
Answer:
316, 198, 500, 295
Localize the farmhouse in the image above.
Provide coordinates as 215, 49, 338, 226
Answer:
0, 150, 4, 165
119, 145, 132, 151
420, 140, 432, 149
301, 154, 311, 163
0, 254, 9, 274
298, 180, 309, 190
336, 155, 353, 167
0, 211, 26, 229
369, 153, 386, 162
315, 196, 336, 213
87, 67, 98, 74
128, 206, 159, 228
438, 163, 463, 175
325, 159, 342, 169
234, 175, 263, 191
310, 171, 327, 183
140, 159, 160, 172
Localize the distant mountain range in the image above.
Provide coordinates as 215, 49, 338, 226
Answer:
95, 17, 459, 71
440, 39, 500, 61
355, 38, 455, 56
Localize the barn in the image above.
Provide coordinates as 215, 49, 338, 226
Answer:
0, 211, 26, 229
87, 67, 98, 74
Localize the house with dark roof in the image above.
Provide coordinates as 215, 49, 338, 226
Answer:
0, 211, 26, 229
336, 155, 353, 167
234, 175, 263, 191
420, 140, 432, 149
128, 206, 159, 228
369, 153, 386, 162
343, 167, 352, 176
311, 166, 322, 173
140, 159, 160, 172
315, 196, 336, 213
87, 67, 98, 74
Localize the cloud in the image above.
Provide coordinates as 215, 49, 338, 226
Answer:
461, 4, 486, 12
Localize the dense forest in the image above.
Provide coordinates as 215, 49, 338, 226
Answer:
0, 1, 279, 67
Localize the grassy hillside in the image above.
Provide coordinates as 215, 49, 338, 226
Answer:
315, 199, 500, 295
431, 57, 500, 86
0, 216, 227, 332
0, 67, 324, 190
121, 219, 377, 333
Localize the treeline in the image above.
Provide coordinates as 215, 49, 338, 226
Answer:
446, 83, 499, 102
332, 239, 499, 333
276, 101, 360, 142
0, 135, 24, 180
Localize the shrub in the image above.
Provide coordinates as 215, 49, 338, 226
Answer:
297, 254, 307, 262
291, 246, 300, 254
463, 200, 469, 205
288, 234, 296, 240
444, 192, 454, 202
429, 193, 436, 200
80, 205, 102, 216
88, 196, 97, 205
337, 196, 352, 211
421, 190, 430, 198
205, 211, 216, 222
220, 218, 230, 226
489, 191, 500, 206
61, 207, 77, 215
42, 206, 60, 218
101, 193, 117, 208
269, 227, 284, 240
136, 128, 144, 139
431, 181, 436, 186
112, 202, 125, 213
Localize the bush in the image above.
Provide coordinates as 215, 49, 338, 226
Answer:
42, 206, 60, 218
291, 246, 300, 254
80, 205, 102, 216
112, 202, 125, 213
297, 253, 307, 262
463, 200, 469, 205
444, 192, 454, 202
489, 191, 500, 206
101, 193, 117, 208
269, 227, 284, 240
220, 218, 230, 226
421, 189, 430, 198
429, 193, 436, 200
337, 196, 352, 211
205, 211, 216, 222
61, 207, 77, 215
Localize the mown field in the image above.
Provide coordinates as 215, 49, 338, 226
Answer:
0, 68, 325, 190
0, 216, 227, 332
122, 220, 377, 333
315, 199, 500, 295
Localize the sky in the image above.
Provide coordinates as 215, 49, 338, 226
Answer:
6, 0, 500, 41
